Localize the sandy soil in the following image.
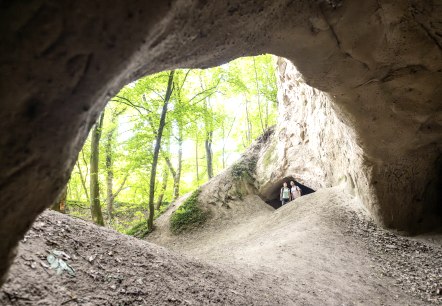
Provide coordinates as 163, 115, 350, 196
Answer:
1, 187, 441, 305
149, 187, 442, 305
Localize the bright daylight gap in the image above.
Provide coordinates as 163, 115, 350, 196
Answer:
61, 54, 279, 234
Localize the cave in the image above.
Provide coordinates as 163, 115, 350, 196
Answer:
261, 176, 315, 209
0, 0, 441, 285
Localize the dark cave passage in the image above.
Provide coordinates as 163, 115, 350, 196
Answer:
262, 176, 315, 209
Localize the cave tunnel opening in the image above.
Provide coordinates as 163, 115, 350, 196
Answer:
262, 176, 315, 209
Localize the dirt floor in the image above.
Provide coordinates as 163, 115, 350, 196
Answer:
149, 187, 442, 306
1, 187, 441, 305
0, 211, 292, 306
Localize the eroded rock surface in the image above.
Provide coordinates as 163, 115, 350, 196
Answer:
0, 0, 441, 283
257, 56, 442, 232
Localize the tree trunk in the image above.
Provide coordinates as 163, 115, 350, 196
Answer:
195, 134, 199, 185
105, 127, 115, 220
173, 135, 183, 199
221, 122, 225, 169
90, 111, 105, 226
156, 167, 168, 210
163, 132, 183, 200
253, 57, 265, 133
76, 159, 90, 203
244, 97, 252, 145
205, 131, 213, 179
51, 185, 67, 213
147, 70, 175, 232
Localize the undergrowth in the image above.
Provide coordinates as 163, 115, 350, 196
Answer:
126, 203, 170, 238
170, 189, 208, 234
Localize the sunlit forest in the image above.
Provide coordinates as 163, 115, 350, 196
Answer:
54, 54, 278, 235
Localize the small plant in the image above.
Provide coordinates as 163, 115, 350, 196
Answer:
170, 189, 207, 234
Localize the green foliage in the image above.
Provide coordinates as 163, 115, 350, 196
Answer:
170, 189, 208, 234
125, 202, 171, 238
125, 221, 148, 238
66, 54, 278, 234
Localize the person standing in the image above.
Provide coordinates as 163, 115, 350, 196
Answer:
290, 180, 302, 201
280, 182, 291, 205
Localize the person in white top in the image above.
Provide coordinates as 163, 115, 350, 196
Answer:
280, 182, 291, 205
290, 180, 302, 201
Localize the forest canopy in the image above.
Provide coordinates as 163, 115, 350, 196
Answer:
59, 54, 278, 235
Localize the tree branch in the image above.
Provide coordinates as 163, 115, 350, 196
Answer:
161, 149, 176, 178
112, 96, 152, 115
76, 159, 90, 203
112, 172, 130, 199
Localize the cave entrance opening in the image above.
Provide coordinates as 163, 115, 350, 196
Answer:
261, 176, 315, 209
63, 54, 280, 231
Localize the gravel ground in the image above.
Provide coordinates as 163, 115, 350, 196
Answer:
346, 211, 442, 305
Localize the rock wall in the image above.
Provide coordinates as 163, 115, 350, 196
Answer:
1, 0, 441, 284
256, 58, 369, 199
257, 57, 441, 233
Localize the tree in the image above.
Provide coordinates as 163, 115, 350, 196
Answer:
161, 70, 190, 200
156, 166, 169, 210
205, 129, 213, 179
76, 151, 90, 203
64, 54, 278, 235
90, 111, 105, 226
147, 70, 175, 232
104, 107, 128, 220
198, 70, 221, 180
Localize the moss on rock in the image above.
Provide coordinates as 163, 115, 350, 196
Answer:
262, 139, 277, 168
231, 156, 257, 182
170, 189, 208, 234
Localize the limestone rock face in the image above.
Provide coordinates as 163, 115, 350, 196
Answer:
257, 56, 442, 233
256, 58, 369, 200
0, 0, 441, 284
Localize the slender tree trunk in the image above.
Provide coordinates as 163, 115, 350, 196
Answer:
205, 131, 213, 179
222, 122, 226, 169
162, 148, 181, 200
90, 111, 105, 226
173, 134, 183, 199
156, 167, 168, 210
105, 127, 115, 220
253, 57, 265, 133
76, 159, 90, 203
147, 70, 175, 232
162, 127, 181, 201
202, 92, 214, 180
244, 97, 252, 145
52, 185, 67, 213
265, 94, 270, 130
195, 135, 199, 185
